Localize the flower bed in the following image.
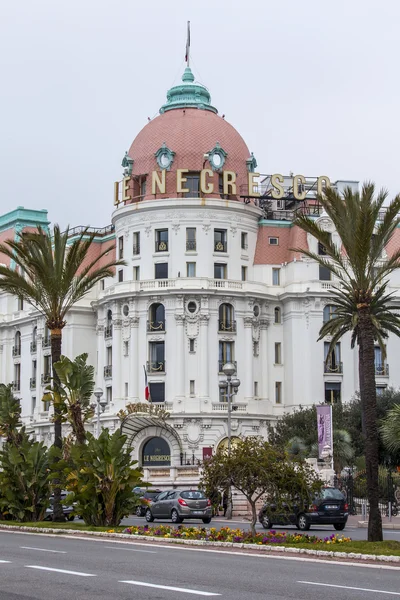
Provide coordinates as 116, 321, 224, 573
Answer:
118, 525, 351, 545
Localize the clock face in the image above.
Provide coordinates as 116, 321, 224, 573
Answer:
160, 153, 170, 167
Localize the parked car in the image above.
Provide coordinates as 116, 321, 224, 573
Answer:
133, 488, 163, 517
258, 487, 349, 531
145, 489, 212, 524
44, 491, 75, 522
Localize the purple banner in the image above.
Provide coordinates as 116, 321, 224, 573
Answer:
317, 404, 333, 459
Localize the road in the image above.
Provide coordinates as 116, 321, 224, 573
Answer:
0, 530, 399, 599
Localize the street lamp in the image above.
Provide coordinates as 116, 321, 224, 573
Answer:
93, 387, 107, 438
219, 362, 241, 520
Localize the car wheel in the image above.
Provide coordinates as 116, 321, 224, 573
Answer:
136, 506, 143, 517
297, 514, 310, 531
260, 514, 272, 529
145, 508, 154, 522
67, 514, 75, 522
202, 517, 212, 524
333, 523, 345, 531
171, 509, 183, 524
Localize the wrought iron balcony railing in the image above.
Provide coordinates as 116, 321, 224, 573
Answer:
12, 380, 21, 392
147, 320, 166, 332
218, 320, 237, 333
323, 361, 343, 374
30, 341, 37, 353
218, 360, 237, 374
30, 377, 36, 389
375, 363, 389, 376
186, 240, 196, 251
104, 365, 113, 378
147, 360, 166, 373
41, 373, 51, 385
214, 241, 227, 252
42, 338, 51, 349
155, 240, 168, 252
104, 325, 113, 339
12, 345, 21, 357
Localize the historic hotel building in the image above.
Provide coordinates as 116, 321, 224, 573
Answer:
1, 64, 399, 485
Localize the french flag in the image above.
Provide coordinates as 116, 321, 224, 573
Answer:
143, 365, 150, 401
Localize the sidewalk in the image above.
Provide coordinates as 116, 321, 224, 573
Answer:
347, 514, 400, 529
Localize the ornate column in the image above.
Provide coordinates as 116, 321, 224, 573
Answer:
112, 316, 123, 401
244, 317, 254, 401
130, 315, 140, 401
259, 318, 269, 400
175, 314, 186, 399
199, 314, 210, 399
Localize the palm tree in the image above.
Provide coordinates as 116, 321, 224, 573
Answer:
293, 182, 400, 541
380, 404, 400, 453
0, 225, 124, 519
332, 429, 354, 473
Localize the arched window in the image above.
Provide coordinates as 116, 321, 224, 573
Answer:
142, 437, 171, 466
323, 304, 336, 323
107, 309, 112, 323
32, 326, 37, 343
218, 303, 236, 332
148, 303, 165, 331
13, 331, 21, 357
105, 310, 113, 339
274, 307, 281, 324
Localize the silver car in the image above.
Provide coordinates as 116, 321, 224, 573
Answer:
145, 489, 212, 524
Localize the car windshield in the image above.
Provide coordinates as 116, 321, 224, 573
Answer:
180, 491, 206, 500
321, 488, 344, 500
145, 491, 161, 500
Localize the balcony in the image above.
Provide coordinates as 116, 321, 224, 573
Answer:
41, 373, 51, 385
155, 240, 168, 252
42, 338, 51, 349
12, 345, 21, 357
12, 381, 21, 392
218, 360, 237, 374
30, 341, 37, 353
214, 241, 227, 253
323, 361, 343, 374
104, 365, 113, 378
30, 377, 36, 389
147, 320, 166, 332
212, 402, 247, 412
132, 243, 140, 255
186, 240, 196, 251
104, 325, 113, 339
218, 320, 237, 333
147, 360, 166, 373
375, 363, 389, 376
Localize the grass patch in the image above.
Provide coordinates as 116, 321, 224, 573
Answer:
0, 520, 125, 533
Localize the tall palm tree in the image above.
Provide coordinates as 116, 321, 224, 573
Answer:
0, 225, 124, 519
380, 404, 400, 453
293, 182, 400, 542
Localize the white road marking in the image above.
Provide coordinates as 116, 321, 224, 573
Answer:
103, 545, 157, 553
120, 580, 220, 596
298, 581, 400, 596
26, 565, 96, 577
21, 546, 66, 554
0, 560, 11, 563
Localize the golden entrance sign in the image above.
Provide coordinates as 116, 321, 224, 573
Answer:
114, 172, 331, 206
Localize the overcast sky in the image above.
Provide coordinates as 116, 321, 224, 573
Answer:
1, 0, 399, 228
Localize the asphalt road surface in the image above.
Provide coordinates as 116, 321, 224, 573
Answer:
0, 530, 399, 600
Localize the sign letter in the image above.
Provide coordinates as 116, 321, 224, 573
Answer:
271, 174, 284, 199
122, 176, 132, 202
223, 171, 237, 195
317, 176, 331, 196
293, 174, 306, 200
248, 172, 260, 197
152, 170, 166, 194
200, 169, 214, 194
177, 169, 189, 194
114, 181, 120, 206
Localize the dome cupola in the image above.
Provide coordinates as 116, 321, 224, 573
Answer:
159, 67, 218, 115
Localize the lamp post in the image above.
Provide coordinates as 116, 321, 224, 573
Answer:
218, 362, 241, 520
93, 387, 107, 438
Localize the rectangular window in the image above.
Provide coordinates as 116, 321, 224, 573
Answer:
319, 265, 331, 281
124, 382, 128, 398
241, 232, 248, 250
374, 346, 388, 375
214, 263, 227, 279
155, 263, 168, 279
140, 177, 147, 199
219, 386, 228, 402
133, 266, 140, 281
14, 363, 21, 391
186, 262, 196, 277
214, 229, 227, 252
100, 279, 105, 290
190, 380, 195, 395
106, 386, 112, 404
218, 174, 226, 199
324, 382, 341, 404
44, 355, 51, 375
189, 338, 195, 352
253, 341, 259, 357
133, 231, 140, 255
183, 172, 200, 198
118, 236, 124, 260
186, 227, 196, 251
32, 396, 36, 413
149, 382, 165, 403
106, 346, 112, 365
272, 268, 280, 285
254, 381, 259, 397
376, 386, 387, 396
269, 237, 279, 246
149, 341, 165, 371
43, 399, 50, 412
32, 359, 37, 376
275, 381, 282, 404
219, 341, 234, 371
241, 266, 247, 281
123, 341, 129, 357
274, 342, 282, 364
155, 229, 169, 252
118, 269, 123, 282
17, 296, 24, 311
324, 342, 341, 373
318, 234, 331, 256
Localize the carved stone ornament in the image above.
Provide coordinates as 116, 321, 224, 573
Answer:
316, 217, 335, 233
144, 222, 152, 237
172, 222, 180, 235
202, 221, 211, 234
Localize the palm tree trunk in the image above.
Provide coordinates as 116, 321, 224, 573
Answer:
51, 329, 64, 522
70, 403, 87, 445
358, 312, 383, 541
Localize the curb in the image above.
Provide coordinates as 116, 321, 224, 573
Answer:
0, 525, 399, 564
357, 521, 400, 530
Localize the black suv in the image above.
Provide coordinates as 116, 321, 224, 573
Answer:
133, 488, 163, 517
258, 487, 348, 531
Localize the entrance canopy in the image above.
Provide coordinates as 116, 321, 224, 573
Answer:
120, 413, 183, 453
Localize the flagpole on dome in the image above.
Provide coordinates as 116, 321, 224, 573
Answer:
185, 21, 190, 68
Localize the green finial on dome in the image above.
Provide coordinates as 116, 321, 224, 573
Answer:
159, 66, 218, 114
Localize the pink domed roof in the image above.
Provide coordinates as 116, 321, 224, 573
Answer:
127, 108, 251, 200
